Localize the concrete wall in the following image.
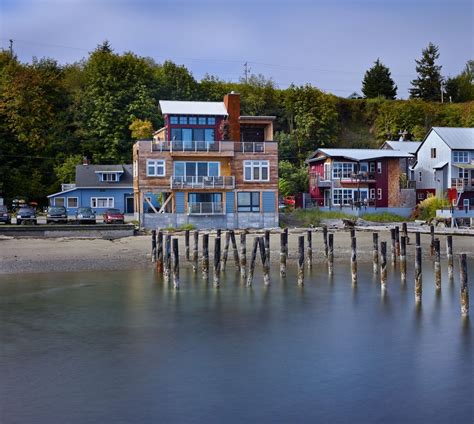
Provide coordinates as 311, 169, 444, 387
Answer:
317, 206, 413, 218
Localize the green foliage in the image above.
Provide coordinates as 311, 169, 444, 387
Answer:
362, 59, 397, 99
178, 223, 196, 231
411, 195, 450, 220
278, 160, 308, 197
445, 60, 474, 103
290, 208, 353, 227
54, 154, 83, 183
129, 119, 154, 139
410, 43, 443, 101
361, 212, 408, 222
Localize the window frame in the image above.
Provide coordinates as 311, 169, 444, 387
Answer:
377, 162, 382, 174
67, 197, 78, 208
431, 148, 437, 159
377, 188, 382, 200
244, 160, 270, 182
369, 188, 375, 199
146, 159, 166, 177
207, 117, 216, 125
237, 191, 260, 212
170, 116, 178, 125
453, 151, 469, 163
90, 197, 114, 208
332, 162, 355, 179
54, 197, 65, 207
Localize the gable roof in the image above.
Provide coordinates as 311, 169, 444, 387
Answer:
430, 127, 474, 149
159, 100, 228, 116
381, 141, 421, 154
75, 164, 133, 187
307, 148, 413, 163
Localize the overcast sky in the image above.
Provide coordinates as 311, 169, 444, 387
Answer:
1, 0, 472, 98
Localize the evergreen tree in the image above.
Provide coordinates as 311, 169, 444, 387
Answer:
361, 59, 397, 99
410, 43, 443, 101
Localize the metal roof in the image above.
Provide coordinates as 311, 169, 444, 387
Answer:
431, 127, 474, 149
159, 100, 228, 116
308, 148, 413, 163
381, 141, 421, 154
75, 165, 133, 187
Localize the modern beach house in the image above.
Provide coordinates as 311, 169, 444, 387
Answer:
307, 148, 414, 215
412, 127, 474, 208
133, 93, 278, 229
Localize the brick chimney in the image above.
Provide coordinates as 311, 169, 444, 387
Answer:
223, 92, 241, 141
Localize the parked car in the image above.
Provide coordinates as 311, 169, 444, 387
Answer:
0, 205, 10, 224
46, 206, 68, 224
283, 196, 296, 207
75, 207, 96, 224
103, 208, 124, 224
16, 206, 37, 225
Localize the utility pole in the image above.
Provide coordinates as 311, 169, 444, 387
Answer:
243, 62, 251, 83
9, 39, 13, 57
440, 81, 445, 103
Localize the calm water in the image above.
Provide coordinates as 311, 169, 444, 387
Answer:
0, 260, 472, 424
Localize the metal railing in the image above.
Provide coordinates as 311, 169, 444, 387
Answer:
451, 178, 474, 191
188, 202, 225, 215
235, 141, 265, 153
171, 176, 235, 189
151, 140, 271, 153
61, 183, 76, 191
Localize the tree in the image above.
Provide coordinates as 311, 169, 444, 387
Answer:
54, 154, 83, 183
361, 59, 397, 99
444, 60, 474, 103
129, 119, 154, 139
410, 43, 443, 101
278, 161, 308, 197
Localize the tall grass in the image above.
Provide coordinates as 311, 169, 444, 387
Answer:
292, 208, 353, 226
361, 212, 408, 222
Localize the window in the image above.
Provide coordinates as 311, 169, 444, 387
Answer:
369, 162, 376, 173
170, 116, 178, 124
133, 161, 138, 178
188, 116, 197, 125
91, 197, 114, 208
198, 117, 206, 125
377, 188, 382, 200
55, 197, 65, 207
100, 173, 118, 182
377, 162, 382, 174
359, 162, 368, 173
188, 193, 222, 203
67, 197, 78, 208
453, 151, 469, 163
332, 189, 368, 205
332, 162, 354, 179
171, 128, 215, 142
237, 192, 260, 212
370, 188, 375, 199
244, 160, 270, 181
207, 117, 216, 125
179, 116, 187, 124
459, 168, 469, 179
173, 161, 220, 178
147, 160, 166, 177
418, 171, 422, 182
431, 148, 437, 158
418, 193, 425, 200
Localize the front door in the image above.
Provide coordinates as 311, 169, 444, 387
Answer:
125, 197, 134, 214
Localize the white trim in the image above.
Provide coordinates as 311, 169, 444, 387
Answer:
377, 188, 382, 200
48, 186, 133, 198
90, 197, 114, 208
54, 197, 65, 207
67, 197, 78, 208
243, 160, 270, 182
147, 159, 166, 177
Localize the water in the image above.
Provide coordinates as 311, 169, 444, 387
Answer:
0, 261, 472, 424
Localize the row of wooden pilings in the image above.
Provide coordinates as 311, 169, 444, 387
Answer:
150, 224, 469, 317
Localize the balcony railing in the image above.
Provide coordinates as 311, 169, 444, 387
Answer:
171, 176, 235, 189
451, 178, 474, 192
151, 140, 271, 153
188, 202, 225, 215
235, 141, 265, 153
61, 183, 76, 191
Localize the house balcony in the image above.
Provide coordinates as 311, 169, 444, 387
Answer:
451, 178, 474, 192
171, 176, 235, 189
349, 172, 376, 182
188, 202, 225, 215
151, 140, 277, 156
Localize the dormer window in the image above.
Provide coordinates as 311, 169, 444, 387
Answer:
101, 173, 117, 182
96, 171, 122, 182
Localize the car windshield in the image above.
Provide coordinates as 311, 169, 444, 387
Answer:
48, 207, 66, 214
107, 209, 121, 214
19, 207, 34, 212
0, 206, 7, 212
78, 208, 92, 213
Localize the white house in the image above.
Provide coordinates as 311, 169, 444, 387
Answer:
412, 127, 474, 208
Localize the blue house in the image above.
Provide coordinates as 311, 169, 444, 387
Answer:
48, 164, 134, 214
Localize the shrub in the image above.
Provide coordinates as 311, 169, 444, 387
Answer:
411, 195, 450, 220
292, 208, 353, 227
361, 212, 408, 222
178, 223, 196, 231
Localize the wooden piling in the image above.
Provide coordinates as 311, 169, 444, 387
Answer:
151, 230, 157, 263
434, 238, 441, 290
230, 230, 240, 268
390, 228, 396, 266
460, 253, 469, 317
380, 241, 387, 291
284, 228, 289, 258
323, 226, 328, 257
222, 231, 230, 271
184, 230, 190, 261
192, 231, 199, 273
259, 237, 270, 286
202, 233, 209, 280
157, 231, 163, 273
447, 235, 453, 281
415, 232, 421, 248
264, 230, 270, 264
430, 225, 435, 256
372, 232, 379, 274
280, 232, 287, 277
172, 238, 180, 289
400, 235, 407, 283
415, 246, 422, 303
297, 235, 304, 285
164, 234, 171, 283
327, 233, 334, 275
351, 236, 357, 285
350, 228, 355, 240
306, 229, 313, 269
213, 235, 221, 288
395, 226, 400, 258
246, 236, 259, 287
239, 233, 247, 282
402, 222, 409, 244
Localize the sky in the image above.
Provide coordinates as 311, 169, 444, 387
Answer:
1, 0, 473, 98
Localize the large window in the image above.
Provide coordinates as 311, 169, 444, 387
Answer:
169, 115, 217, 126
453, 151, 470, 163
91, 197, 114, 208
174, 161, 220, 177
67, 197, 78, 208
332, 162, 354, 179
244, 160, 269, 181
237, 192, 260, 212
147, 160, 166, 177
55, 197, 65, 207
188, 193, 222, 203
332, 189, 368, 205
171, 128, 215, 142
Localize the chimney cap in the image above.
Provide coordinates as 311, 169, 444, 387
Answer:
229, 91, 239, 95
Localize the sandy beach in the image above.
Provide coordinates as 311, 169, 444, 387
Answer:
1, 228, 473, 275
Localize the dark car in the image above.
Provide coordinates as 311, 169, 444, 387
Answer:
46, 206, 68, 224
75, 207, 96, 224
16, 206, 37, 225
0, 205, 10, 224
103, 208, 124, 224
